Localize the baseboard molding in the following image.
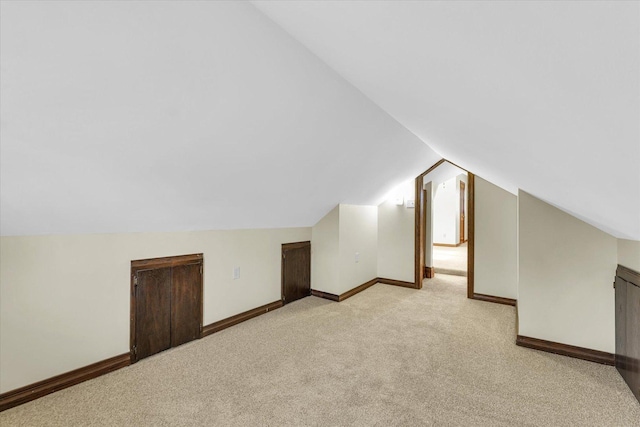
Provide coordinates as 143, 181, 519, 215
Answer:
433, 243, 463, 247
0, 353, 130, 412
472, 293, 517, 306
312, 278, 378, 302
339, 278, 379, 301
201, 300, 283, 338
377, 277, 417, 289
516, 335, 614, 365
312, 277, 417, 303
310, 289, 340, 301
423, 266, 435, 279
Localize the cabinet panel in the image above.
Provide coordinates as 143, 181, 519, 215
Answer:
171, 263, 202, 347
135, 267, 172, 361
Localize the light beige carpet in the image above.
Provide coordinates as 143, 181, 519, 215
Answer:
433, 243, 467, 276
2, 275, 638, 426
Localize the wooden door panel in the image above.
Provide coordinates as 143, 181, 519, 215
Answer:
282, 243, 310, 304
136, 267, 172, 361
625, 282, 640, 401
171, 263, 202, 347
615, 277, 627, 376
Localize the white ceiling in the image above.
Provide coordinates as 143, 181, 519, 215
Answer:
0, 1, 439, 236
254, 1, 640, 239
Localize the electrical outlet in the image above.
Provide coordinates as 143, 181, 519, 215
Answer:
355, 252, 360, 263
233, 267, 240, 280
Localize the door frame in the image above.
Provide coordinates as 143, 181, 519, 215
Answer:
460, 180, 466, 244
281, 241, 311, 304
415, 160, 475, 299
130, 253, 203, 363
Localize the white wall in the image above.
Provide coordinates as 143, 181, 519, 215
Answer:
518, 191, 617, 353
378, 179, 415, 281
311, 206, 340, 295
617, 239, 640, 272
311, 204, 378, 295
0, 227, 310, 392
433, 177, 457, 245
474, 177, 517, 299
338, 205, 378, 293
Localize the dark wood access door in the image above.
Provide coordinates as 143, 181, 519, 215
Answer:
615, 265, 640, 403
131, 254, 203, 363
282, 241, 311, 305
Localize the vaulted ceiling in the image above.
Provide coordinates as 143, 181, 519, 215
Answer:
1, 1, 638, 239
255, 0, 640, 239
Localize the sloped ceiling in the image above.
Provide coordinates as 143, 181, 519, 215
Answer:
0, 1, 439, 236
254, 1, 640, 240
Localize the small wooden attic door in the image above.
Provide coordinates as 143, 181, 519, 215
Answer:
130, 253, 203, 363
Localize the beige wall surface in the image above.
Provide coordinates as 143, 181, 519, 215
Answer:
311, 206, 340, 294
518, 191, 616, 353
377, 179, 415, 282
617, 239, 640, 272
474, 177, 518, 299
338, 205, 378, 294
0, 226, 310, 393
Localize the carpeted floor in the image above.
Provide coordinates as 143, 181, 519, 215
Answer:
433, 243, 467, 276
1, 275, 638, 426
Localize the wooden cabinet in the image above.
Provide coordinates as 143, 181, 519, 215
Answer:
615, 264, 640, 403
282, 241, 311, 305
130, 254, 203, 362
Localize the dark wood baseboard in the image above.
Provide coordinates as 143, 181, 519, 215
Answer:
516, 335, 614, 365
339, 278, 378, 301
312, 278, 378, 302
472, 293, 517, 306
310, 289, 340, 301
0, 353, 130, 412
312, 277, 417, 302
377, 277, 418, 289
433, 243, 463, 247
423, 266, 435, 279
201, 300, 283, 338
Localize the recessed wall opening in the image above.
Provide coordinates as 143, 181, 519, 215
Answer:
415, 159, 474, 298
430, 165, 468, 277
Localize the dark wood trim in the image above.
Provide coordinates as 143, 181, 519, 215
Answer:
130, 254, 204, 364
281, 241, 311, 251
467, 172, 475, 299
377, 277, 417, 289
131, 253, 203, 269
415, 160, 475, 296
516, 335, 614, 365
472, 293, 516, 306
423, 266, 435, 279
415, 174, 424, 289
433, 243, 463, 247
415, 159, 447, 289
311, 289, 340, 301
0, 353, 130, 412
617, 264, 640, 287
312, 278, 378, 302
338, 278, 378, 301
201, 300, 283, 338
312, 277, 417, 302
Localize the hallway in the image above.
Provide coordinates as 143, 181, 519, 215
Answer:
433, 242, 467, 276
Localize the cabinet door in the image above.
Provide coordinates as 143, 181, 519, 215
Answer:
626, 282, 640, 402
135, 267, 172, 361
282, 243, 311, 304
171, 262, 202, 347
